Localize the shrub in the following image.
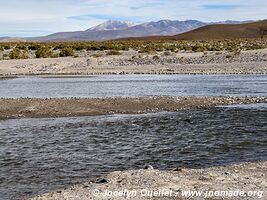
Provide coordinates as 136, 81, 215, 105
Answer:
121, 46, 129, 51
28, 44, 41, 51
182, 46, 192, 51
74, 45, 86, 51
21, 50, 29, 59
138, 47, 157, 54
92, 53, 103, 58
192, 45, 206, 52
9, 48, 21, 59
35, 46, 53, 58
106, 50, 121, 56
152, 55, 160, 60
16, 45, 27, 50
9, 48, 29, 59
164, 51, 171, 56
3, 45, 11, 50
3, 53, 9, 58
59, 47, 74, 57
226, 54, 232, 58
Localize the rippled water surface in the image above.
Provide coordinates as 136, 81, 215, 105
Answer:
0, 105, 267, 200
0, 75, 266, 98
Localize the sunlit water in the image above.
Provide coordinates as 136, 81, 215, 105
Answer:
0, 75, 266, 98
0, 104, 267, 200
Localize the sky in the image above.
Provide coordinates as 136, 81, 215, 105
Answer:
0, 0, 266, 37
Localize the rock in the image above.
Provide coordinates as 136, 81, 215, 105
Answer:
173, 167, 183, 172
183, 118, 191, 123
144, 165, 154, 170
95, 178, 108, 184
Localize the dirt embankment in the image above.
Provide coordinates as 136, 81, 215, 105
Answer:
0, 96, 266, 120
28, 160, 266, 200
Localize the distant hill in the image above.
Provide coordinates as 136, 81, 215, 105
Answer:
122, 20, 267, 40
0, 37, 26, 42
172, 20, 267, 40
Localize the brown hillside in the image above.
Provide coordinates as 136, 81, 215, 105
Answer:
118, 20, 267, 41
173, 20, 267, 40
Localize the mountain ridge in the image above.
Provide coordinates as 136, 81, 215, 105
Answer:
87, 20, 135, 31
31, 19, 254, 41
0, 19, 260, 42
117, 20, 267, 40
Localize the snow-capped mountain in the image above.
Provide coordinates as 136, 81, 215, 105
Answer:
132, 20, 206, 36
87, 20, 134, 31
32, 19, 254, 41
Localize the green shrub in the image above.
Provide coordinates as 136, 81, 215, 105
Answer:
3, 45, 11, 50
59, 47, 74, 57
192, 45, 206, 52
28, 44, 41, 50
16, 45, 27, 50
21, 50, 29, 59
138, 47, 157, 54
9, 48, 21, 59
9, 48, 29, 59
92, 53, 103, 58
106, 50, 121, 56
182, 46, 192, 51
35, 46, 53, 58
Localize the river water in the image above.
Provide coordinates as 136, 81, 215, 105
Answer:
0, 75, 267, 199
0, 75, 266, 98
0, 104, 267, 200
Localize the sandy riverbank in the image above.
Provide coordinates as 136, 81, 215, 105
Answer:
0, 49, 266, 75
28, 160, 266, 200
0, 96, 266, 120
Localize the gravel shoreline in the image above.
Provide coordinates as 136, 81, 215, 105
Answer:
0, 49, 266, 75
28, 161, 266, 200
0, 96, 266, 120
0, 96, 267, 120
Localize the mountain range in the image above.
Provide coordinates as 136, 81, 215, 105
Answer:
121, 20, 267, 40
30, 19, 254, 41
0, 19, 259, 42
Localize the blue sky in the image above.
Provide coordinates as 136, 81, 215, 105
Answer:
0, 0, 266, 37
